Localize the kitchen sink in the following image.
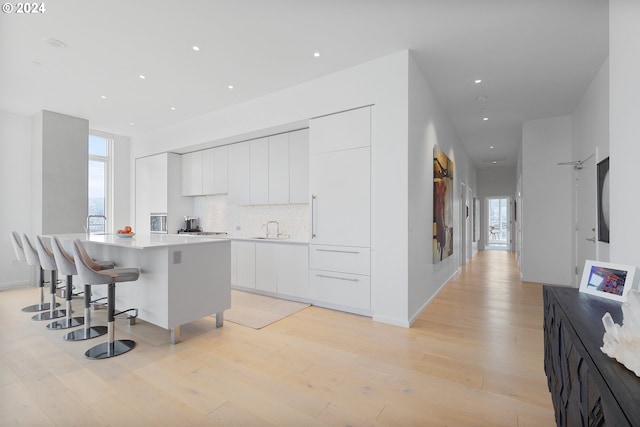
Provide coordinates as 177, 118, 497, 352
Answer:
250, 236, 290, 240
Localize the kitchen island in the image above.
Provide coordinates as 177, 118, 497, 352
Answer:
53, 233, 231, 344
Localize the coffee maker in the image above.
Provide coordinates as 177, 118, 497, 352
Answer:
183, 216, 200, 232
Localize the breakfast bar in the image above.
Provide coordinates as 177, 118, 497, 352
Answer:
53, 233, 231, 344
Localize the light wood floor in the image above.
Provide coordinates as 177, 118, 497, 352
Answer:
0, 250, 555, 426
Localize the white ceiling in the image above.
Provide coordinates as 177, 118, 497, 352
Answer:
0, 0, 608, 169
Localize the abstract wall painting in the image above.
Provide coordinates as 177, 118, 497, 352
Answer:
433, 145, 454, 263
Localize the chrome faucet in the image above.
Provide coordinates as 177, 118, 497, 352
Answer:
86, 215, 107, 238
264, 220, 280, 238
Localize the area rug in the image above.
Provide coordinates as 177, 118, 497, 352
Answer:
223, 290, 310, 329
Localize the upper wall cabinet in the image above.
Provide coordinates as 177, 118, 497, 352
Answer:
181, 146, 228, 197
268, 133, 290, 204
310, 107, 370, 155
289, 129, 309, 204
228, 141, 251, 205
181, 151, 203, 196
227, 129, 309, 206
203, 146, 228, 195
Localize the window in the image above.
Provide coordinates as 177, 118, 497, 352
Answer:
88, 133, 112, 233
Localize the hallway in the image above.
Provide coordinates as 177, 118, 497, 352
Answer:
0, 250, 554, 426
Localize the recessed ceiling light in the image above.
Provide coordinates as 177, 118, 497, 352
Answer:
492, 161, 497, 164
170, 107, 176, 111
139, 75, 146, 80
192, 46, 200, 51
129, 122, 134, 126
100, 95, 107, 99
483, 117, 489, 121
228, 85, 234, 90
489, 145, 494, 149
474, 79, 482, 84
314, 52, 320, 57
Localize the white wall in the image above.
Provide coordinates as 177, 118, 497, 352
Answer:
571, 58, 609, 262
521, 116, 573, 285
133, 50, 411, 326
609, 0, 640, 267
407, 54, 477, 323
477, 167, 517, 249
0, 110, 32, 288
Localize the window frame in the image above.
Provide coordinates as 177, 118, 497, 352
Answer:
88, 131, 114, 233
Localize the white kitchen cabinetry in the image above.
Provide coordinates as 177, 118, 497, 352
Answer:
250, 138, 269, 204
231, 241, 256, 289
135, 152, 191, 235
308, 106, 372, 315
310, 147, 370, 247
255, 242, 309, 297
228, 141, 251, 205
289, 129, 309, 204
232, 240, 309, 298
181, 151, 203, 196
255, 243, 278, 293
308, 270, 371, 313
212, 146, 228, 194
182, 147, 228, 196
310, 107, 370, 155
268, 133, 290, 204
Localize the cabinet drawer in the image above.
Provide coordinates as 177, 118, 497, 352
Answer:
309, 245, 370, 275
309, 269, 370, 311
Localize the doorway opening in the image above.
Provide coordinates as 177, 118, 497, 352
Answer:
487, 197, 510, 250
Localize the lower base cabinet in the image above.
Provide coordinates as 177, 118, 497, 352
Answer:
309, 269, 370, 313
233, 241, 308, 298
231, 241, 256, 289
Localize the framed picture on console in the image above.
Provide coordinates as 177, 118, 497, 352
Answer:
579, 260, 639, 302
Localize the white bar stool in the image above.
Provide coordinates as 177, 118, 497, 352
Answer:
73, 239, 140, 359
51, 236, 115, 340
24, 234, 65, 321
12, 231, 60, 313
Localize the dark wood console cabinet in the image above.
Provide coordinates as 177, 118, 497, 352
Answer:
543, 285, 640, 426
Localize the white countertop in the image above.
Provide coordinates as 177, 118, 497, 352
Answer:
52, 233, 230, 250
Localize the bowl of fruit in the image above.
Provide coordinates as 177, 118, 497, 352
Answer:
116, 226, 135, 238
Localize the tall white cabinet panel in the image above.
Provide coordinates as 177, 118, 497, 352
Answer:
310, 147, 370, 247
289, 129, 309, 204
201, 148, 216, 195
136, 152, 190, 235
228, 142, 251, 205
268, 133, 290, 204
250, 138, 269, 205
310, 107, 370, 155
213, 146, 228, 194
232, 241, 256, 289
181, 151, 203, 196
255, 243, 278, 293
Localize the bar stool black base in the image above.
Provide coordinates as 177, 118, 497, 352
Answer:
64, 326, 107, 341
31, 309, 66, 321
47, 317, 84, 330
21, 302, 60, 312
85, 339, 135, 359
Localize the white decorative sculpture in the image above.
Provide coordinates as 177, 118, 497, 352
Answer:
601, 289, 640, 376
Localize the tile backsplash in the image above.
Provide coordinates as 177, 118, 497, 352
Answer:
193, 194, 309, 240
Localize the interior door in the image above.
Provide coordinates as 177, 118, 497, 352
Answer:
575, 154, 597, 286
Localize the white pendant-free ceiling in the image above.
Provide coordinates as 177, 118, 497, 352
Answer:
0, 0, 608, 169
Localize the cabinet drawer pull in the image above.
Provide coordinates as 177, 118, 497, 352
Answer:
316, 274, 359, 282
315, 248, 360, 254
